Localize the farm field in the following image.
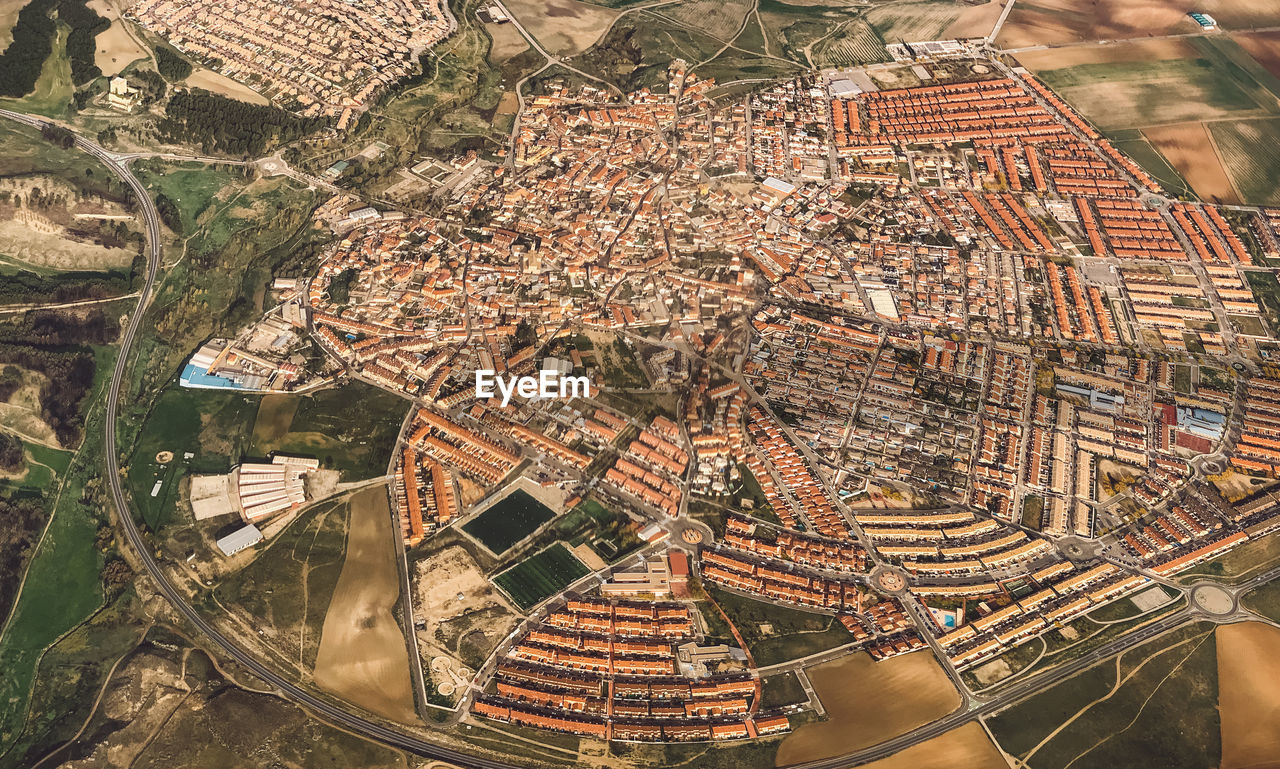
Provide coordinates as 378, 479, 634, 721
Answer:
849, 723, 1007, 769
313, 485, 417, 724
1235, 30, 1280, 81
485, 19, 530, 62
996, 0, 1280, 49
1015, 37, 1280, 133
987, 622, 1219, 769
655, 0, 755, 43
89, 0, 149, 76
942, 0, 1004, 39
462, 488, 558, 555
0, 0, 24, 49
502, 0, 619, 56
813, 20, 887, 67
866, 1, 963, 44
1210, 117, 1280, 205
1142, 121, 1241, 203
775, 650, 960, 765
183, 68, 271, 105
1218, 622, 1280, 769
492, 543, 590, 610
125, 384, 257, 529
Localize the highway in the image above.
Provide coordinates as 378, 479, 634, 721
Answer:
6, 106, 1280, 769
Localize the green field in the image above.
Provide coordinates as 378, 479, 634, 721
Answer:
987, 623, 1218, 768
247, 383, 408, 480
544, 497, 643, 563
133, 160, 246, 235
214, 497, 349, 669
760, 671, 809, 708
463, 489, 558, 555
703, 585, 852, 667
1033, 38, 1280, 133
493, 543, 590, 610
1245, 271, 1280, 338
125, 384, 258, 530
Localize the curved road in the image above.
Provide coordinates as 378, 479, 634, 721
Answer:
5, 107, 1280, 769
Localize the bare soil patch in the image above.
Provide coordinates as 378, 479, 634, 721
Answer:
1144, 121, 1242, 203
313, 485, 417, 723
501, 0, 618, 57
184, 69, 271, 105
412, 544, 520, 670
776, 650, 961, 766
1218, 621, 1280, 769
1236, 31, 1280, 80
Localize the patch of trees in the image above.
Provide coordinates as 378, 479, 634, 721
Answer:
130, 69, 166, 104
0, 432, 22, 471
0, 497, 47, 623
326, 267, 358, 305
0, 308, 120, 346
0, 343, 97, 446
0, 263, 141, 305
156, 90, 321, 157
154, 192, 182, 234
60, 0, 108, 85
0, 0, 107, 96
40, 122, 76, 150
0, 365, 22, 402
0, 0, 57, 97
153, 44, 192, 81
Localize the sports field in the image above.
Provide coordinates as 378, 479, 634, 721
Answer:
492, 543, 589, 610
462, 488, 558, 555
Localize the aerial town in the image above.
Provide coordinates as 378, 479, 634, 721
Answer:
271, 50, 1280, 744
128, 0, 452, 125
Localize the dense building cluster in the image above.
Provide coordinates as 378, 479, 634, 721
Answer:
300, 55, 1280, 741
129, 0, 450, 124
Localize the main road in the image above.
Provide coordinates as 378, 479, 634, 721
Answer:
4, 107, 1276, 769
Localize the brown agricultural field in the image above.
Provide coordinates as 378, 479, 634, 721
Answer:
0, 0, 25, 49
1217, 621, 1280, 769
775, 650, 961, 766
943, 0, 1006, 40
1014, 37, 1197, 69
486, 20, 530, 63
852, 723, 1009, 769
1143, 121, 1242, 203
997, 0, 1280, 49
500, 0, 619, 57
89, 0, 150, 76
313, 485, 418, 724
1235, 30, 1280, 81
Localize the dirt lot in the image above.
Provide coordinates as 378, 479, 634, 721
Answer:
997, 0, 1280, 48
89, 0, 150, 76
0, 0, 26, 50
313, 485, 417, 724
184, 68, 271, 105
1143, 121, 1242, 203
412, 545, 520, 671
501, 0, 618, 57
775, 650, 962, 765
1218, 621, 1280, 769
851, 722, 1009, 769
